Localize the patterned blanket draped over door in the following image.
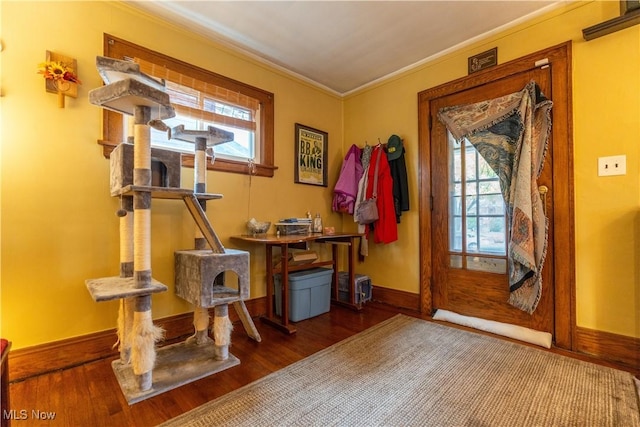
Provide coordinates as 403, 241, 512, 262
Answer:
437, 81, 553, 314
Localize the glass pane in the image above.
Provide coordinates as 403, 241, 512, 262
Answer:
450, 134, 461, 183
478, 153, 497, 179
450, 217, 462, 252
466, 195, 478, 215
479, 180, 501, 195
203, 98, 252, 121
466, 182, 477, 196
465, 146, 477, 180
150, 115, 199, 153
452, 155, 461, 183
466, 256, 507, 273
479, 238, 506, 254
212, 124, 254, 159
479, 194, 504, 215
466, 216, 477, 234
466, 216, 478, 252
450, 255, 463, 269
452, 196, 462, 216
478, 217, 506, 254
449, 132, 462, 253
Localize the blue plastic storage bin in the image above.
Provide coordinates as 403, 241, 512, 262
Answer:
274, 267, 333, 322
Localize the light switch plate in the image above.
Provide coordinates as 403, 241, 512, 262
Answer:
598, 155, 626, 176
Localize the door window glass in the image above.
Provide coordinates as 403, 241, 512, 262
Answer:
448, 131, 507, 272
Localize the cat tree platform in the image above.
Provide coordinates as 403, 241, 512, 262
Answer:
89, 78, 175, 119
85, 276, 168, 302
112, 185, 222, 201
172, 124, 234, 147
112, 340, 240, 405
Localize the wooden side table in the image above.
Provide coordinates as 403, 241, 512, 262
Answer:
231, 232, 363, 334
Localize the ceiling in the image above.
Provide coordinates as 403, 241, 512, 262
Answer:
128, 1, 559, 95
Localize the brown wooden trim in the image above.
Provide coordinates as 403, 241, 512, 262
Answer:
99, 34, 276, 178
372, 286, 420, 312
1, 340, 11, 427
417, 91, 433, 316
582, 8, 640, 41
576, 326, 640, 373
181, 153, 278, 177
417, 42, 575, 350
9, 298, 266, 382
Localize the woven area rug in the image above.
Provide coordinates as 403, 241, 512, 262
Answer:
160, 314, 640, 426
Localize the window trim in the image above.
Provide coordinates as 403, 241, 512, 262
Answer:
98, 34, 276, 177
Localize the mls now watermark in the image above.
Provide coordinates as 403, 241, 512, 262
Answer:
3, 409, 57, 421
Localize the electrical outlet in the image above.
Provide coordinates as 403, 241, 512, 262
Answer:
598, 155, 626, 176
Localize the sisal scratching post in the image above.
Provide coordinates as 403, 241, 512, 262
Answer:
127, 115, 135, 144
192, 136, 210, 343
213, 304, 233, 361
191, 136, 209, 341
193, 136, 207, 250
119, 196, 134, 277
116, 195, 134, 362
132, 105, 156, 391
133, 105, 152, 289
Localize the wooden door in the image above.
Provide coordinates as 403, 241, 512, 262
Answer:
430, 67, 555, 334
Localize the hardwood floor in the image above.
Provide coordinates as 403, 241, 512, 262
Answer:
7, 303, 638, 426
8, 304, 402, 426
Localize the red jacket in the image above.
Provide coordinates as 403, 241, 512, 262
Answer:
366, 146, 397, 244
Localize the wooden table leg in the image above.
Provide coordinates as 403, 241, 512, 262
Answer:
280, 243, 290, 327
260, 243, 296, 334
265, 244, 274, 318
332, 243, 339, 301
348, 236, 356, 306
328, 236, 363, 311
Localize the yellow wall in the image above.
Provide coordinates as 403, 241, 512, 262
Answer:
344, 0, 639, 338
0, 1, 342, 349
2, 1, 639, 349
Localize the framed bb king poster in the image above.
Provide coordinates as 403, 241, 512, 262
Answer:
294, 123, 328, 187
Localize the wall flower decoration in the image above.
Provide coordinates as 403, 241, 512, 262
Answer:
38, 51, 80, 108
38, 61, 81, 85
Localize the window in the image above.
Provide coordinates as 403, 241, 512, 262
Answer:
98, 34, 275, 177
448, 131, 507, 274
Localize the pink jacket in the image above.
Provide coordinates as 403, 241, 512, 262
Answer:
332, 144, 363, 214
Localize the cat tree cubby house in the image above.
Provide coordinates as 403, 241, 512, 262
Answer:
85, 57, 259, 404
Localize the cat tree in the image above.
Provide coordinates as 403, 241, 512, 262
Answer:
85, 57, 259, 404
171, 124, 260, 359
